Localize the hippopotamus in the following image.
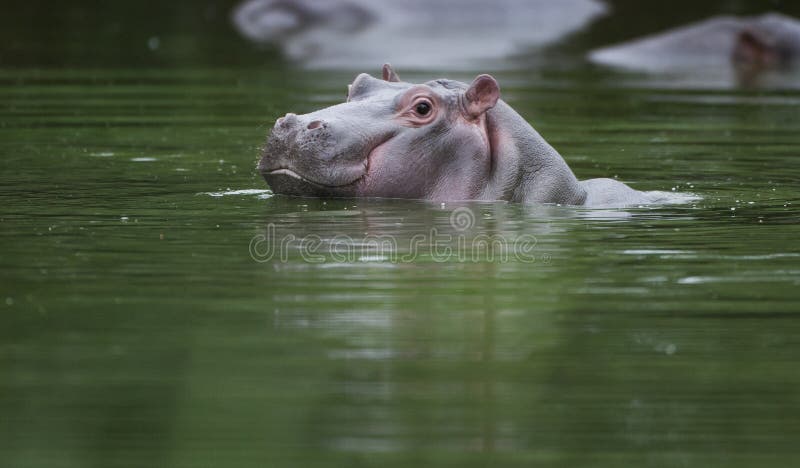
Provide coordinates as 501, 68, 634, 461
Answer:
590, 12, 800, 75
233, 0, 607, 69
258, 65, 666, 207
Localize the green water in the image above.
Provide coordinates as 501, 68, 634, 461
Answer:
3, 2, 800, 467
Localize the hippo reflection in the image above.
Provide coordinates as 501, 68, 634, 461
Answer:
590, 13, 800, 77
258, 65, 679, 207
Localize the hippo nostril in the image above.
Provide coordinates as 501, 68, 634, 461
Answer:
275, 112, 297, 129
278, 113, 297, 128
307, 120, 324, 130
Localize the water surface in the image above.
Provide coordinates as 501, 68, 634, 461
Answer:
2, 3, 800, 467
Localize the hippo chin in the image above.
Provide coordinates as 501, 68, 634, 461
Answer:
258, 64, 660, 207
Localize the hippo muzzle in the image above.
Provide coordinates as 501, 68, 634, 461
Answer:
259, 72, 406, 197
259, 111, 363, 196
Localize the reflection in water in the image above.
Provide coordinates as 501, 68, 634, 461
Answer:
228, 195, 800, 463
257, 201, 563, 453
2, 55, 800, 466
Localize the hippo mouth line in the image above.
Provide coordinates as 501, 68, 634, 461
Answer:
263, 135, 394, 189
264, 168, 362, 188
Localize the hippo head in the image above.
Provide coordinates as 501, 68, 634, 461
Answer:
731, 13, 800, 73
733, 29, 793, 70
258, 64, 501, 200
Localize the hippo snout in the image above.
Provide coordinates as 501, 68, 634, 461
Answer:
275, 112, 296, 128
273, 112, 328, 133
259, 111, 346, 185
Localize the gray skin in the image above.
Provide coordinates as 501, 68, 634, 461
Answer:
590, 13, 800, 74
259, 65, 651, 207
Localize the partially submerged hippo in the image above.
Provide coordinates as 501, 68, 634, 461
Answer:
259, 66, 667, 207
590, 12, 800, 74
233, 0, 607, 69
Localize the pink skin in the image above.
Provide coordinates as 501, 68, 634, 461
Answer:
358, 72, 500, 200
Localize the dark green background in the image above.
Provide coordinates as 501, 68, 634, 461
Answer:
3, 0, 800, 68
2, 1, 800, 467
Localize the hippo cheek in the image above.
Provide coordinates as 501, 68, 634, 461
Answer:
356, 127, 492, 201
358, 138, 432, 198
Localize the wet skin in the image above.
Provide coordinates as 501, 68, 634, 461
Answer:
259, 64, 658, 207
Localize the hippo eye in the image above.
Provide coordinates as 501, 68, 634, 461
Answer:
414, 101, 432, 116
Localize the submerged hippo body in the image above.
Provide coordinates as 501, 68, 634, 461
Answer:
233, 0, 607, 69
259, 65, 666, 207
590, 13, 800, 74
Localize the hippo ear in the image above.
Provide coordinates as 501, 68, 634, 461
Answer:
465, 74, 500, 119
382, 63, 401, 82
